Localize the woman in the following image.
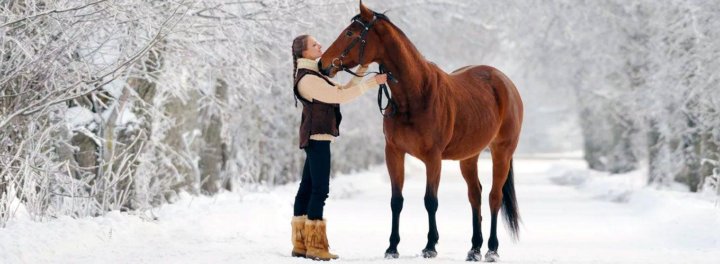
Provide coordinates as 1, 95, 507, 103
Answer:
290, 34, 387, 261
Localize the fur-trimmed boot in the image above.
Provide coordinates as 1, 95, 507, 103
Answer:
304, 219, 339, 261
291, 215, 308, 257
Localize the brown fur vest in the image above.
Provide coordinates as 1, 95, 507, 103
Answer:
294, 69, 342, 149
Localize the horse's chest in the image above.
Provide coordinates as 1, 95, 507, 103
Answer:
384, 121, 416, 142
383, 114, 448, 154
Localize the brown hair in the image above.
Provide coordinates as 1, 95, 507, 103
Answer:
292, 35, 310, 106
292, 35, 310, 80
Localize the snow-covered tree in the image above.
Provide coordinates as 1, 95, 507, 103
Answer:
2, 0, 718, 227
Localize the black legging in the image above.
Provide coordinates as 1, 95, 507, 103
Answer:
293, 140, 331, 220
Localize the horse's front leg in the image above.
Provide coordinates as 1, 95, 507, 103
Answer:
422, 155, 442, 258
384, 144, 405, 259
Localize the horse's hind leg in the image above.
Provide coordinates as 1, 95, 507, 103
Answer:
421, 155, 442, 258
460, 154, 483, 261
486, 142, 520, 262
384, 144, 405, 259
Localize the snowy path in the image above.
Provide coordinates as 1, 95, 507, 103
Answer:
2, 158, 719, 263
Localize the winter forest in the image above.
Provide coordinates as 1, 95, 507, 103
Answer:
1, 0, 719, 263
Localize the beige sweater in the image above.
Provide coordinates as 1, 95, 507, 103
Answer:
296, 58, 378, 141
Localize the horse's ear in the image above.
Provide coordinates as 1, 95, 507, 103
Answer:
359, 0, 373, 21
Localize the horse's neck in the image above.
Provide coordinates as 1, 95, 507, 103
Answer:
380, 35, 441, 113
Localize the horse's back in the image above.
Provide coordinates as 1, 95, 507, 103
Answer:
450, 65, 522, 114
449, 65, 523, 146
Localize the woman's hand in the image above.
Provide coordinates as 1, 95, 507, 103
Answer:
375, 74, 388, 85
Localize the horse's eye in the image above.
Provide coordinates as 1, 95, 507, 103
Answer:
346, 30, 354, 37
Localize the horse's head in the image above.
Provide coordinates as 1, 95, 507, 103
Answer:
319, 1, 386, 77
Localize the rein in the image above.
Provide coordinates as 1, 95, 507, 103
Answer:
322, 13, 399, 118
341, 65, 398, 117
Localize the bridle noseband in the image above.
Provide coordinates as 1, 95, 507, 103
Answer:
321, 13, 398, 118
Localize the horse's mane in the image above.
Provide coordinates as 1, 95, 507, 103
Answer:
353, 12, 425, 65
351, 12, 402, 36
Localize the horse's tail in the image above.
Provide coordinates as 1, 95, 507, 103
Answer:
501, 159, 521, 241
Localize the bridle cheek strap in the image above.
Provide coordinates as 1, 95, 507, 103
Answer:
330, 13, 399, 118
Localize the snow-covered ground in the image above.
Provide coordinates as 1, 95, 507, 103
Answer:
1, 158, 719, 264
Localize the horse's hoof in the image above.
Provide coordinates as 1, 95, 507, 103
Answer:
484, 251, 499, 262
422, 248, 438, 258
466, 248, 482, 261
385, 249, 399, 259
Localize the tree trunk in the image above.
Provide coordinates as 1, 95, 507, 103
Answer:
673, 114, 703, 192
646, 119, 665, 184
117, 47, 163, 209
199, 79, 228, 194
699, 132, 718, 190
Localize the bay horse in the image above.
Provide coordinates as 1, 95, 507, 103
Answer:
319, 2, 523, 262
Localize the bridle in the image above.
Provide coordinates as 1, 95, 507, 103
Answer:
320, 13, 398, 118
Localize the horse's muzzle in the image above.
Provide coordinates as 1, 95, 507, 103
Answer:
318, 61, 331, 76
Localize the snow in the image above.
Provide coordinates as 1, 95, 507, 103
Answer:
1, 158, 719, 264
64, 107, 97, 131
102, 79, 127, 99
